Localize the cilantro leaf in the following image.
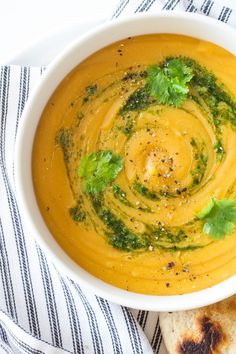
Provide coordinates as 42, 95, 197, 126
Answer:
146, 59, 194, 107
197, 197, 236, 239
147, 67, 170, 104
78, 150, 123, 194
165, 59, 193, 84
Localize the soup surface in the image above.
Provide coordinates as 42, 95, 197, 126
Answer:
33, 34, 236, 295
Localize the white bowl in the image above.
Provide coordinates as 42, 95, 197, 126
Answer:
15, 12, 236, 312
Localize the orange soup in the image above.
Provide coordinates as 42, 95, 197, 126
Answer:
32, 34, 236, 295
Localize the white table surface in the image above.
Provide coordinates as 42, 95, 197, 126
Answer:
0, 0, 118, 64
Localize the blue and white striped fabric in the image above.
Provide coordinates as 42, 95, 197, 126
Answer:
0, 1, 235, 353
112, 0, 236, 24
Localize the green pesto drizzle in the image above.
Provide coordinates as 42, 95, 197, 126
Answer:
180, 57, 236, 126
133, 181, 160, 201
90, 195, 204, 252
69, 204, 86, 222
112, 184, 151, 212
119, 86, 150, 115
122, 71, 147, 81
133, 181, 177, 200
83, 84, 97, 103
213, 139, 224, 161
91, 194, 148, 251
190, 138, 208, 187
55, 128, 72, 163
151, 227, 187, 243
112, 184, 132, 206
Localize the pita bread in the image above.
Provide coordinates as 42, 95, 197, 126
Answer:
159, 295, 236, 354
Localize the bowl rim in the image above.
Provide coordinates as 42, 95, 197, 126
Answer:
15, 11, 236, 311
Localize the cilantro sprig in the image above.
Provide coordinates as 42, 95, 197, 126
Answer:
146, 58, 194, 107
197, 197, 236, 239
78, 150, 123, 194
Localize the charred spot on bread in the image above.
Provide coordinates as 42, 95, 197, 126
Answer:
177, 316, 226, 354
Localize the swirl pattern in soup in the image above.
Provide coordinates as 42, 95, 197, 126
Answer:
32, 34, 236, 295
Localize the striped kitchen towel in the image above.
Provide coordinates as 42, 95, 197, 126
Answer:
0, 1, 235, 353
113, 0, 236, 24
